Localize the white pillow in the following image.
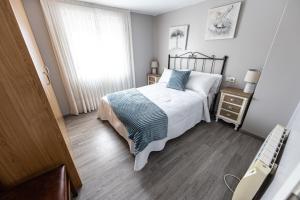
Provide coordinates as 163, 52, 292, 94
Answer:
158, 68, 172, 83
186, 71, 222, 95
205, 73, 223, 94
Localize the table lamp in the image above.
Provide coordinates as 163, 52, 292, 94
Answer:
151, 60, 159, 74
244, 69, 260, 93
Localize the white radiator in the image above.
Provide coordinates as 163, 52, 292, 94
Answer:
232, 124, 289, 200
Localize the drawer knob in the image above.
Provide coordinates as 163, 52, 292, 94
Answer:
228, 106, 233, 109
226, 113, 231, 117
230, 98, 234, 101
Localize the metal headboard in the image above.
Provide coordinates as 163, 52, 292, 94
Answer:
167, 52, 228, 114
168, 52, 228, 75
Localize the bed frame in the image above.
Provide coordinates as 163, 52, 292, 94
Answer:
168, 52, 228, 113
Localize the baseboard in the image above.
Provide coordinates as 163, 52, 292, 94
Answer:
239, 129, 265, 141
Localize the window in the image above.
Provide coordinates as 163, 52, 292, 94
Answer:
41, 0, 135, 114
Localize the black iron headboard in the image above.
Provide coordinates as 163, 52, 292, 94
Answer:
168, 52, 228, 75
167, 52, 228, 114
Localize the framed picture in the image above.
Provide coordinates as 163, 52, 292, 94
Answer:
169, 25, 189, 50
205, 2, 241, 40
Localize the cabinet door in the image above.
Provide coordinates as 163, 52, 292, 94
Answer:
0, 0, 81, 189
9, 0, 71, 146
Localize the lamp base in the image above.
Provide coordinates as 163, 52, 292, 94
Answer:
244, 83, 256, 93
151, 68, 157, 74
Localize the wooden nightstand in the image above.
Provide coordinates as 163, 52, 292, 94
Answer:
148, 74, 160, 85
216, 87, 252, 130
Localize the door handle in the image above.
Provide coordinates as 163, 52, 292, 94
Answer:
43, 72, 51, 85
43, 66, 51, 85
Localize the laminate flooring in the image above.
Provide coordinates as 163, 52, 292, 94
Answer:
65, 112, 262, 200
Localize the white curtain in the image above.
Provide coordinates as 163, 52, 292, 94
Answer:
40, 0, 135, 115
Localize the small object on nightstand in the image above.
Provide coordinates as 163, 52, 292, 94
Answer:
216, 87, 252, 131
150, 60, 159, 74
148, 74, 161, 85
243, 69, 260, 93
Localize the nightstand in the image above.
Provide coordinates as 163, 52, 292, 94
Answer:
216, 87, 252, 130
148, 74, 160, 85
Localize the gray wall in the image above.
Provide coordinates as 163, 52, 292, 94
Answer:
22, 0, 154, 114
23, 0, 70, 115
153, 0, 286, 88
131, 13, 154, 87
23, 0, 299, 137
242, 0, 300, 138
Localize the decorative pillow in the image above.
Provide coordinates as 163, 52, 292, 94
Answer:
167, 70, 191, 91
158, 68, 172, 83
185, 71, 222, 95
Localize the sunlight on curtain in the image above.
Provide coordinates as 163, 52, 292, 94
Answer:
41, 0, 135, 114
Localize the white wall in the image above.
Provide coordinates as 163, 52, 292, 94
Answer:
242, 0, 300, 137
131, 13, 154, 87
153, 0, 286, 88
22, 0, 154, 114
262, 99, 300, 199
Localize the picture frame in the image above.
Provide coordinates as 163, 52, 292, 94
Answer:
169, 25, 189, 50
205, 2, 242, 40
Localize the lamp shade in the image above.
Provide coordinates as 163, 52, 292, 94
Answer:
151, 61, 159, 68
244, 69, 260, 83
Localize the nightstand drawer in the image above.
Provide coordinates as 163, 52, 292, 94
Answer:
149, 77, 155, 82
217, 87, 252, 130
220, 109, 238, 121
223, 95, 244, 105
148, 74, 161, 85
222, 102, 241, 113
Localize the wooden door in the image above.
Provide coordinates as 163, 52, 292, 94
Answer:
0, 0, 81, 189
9, 0, 71, 147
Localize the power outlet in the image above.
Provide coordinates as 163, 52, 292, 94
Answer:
225, 76, 236, 83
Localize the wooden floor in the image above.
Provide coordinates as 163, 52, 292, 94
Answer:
65, 112, 262, 200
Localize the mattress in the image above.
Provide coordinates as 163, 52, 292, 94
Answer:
97, 82, 211, 170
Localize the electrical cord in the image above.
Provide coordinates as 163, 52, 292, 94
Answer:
223, 174, 241, 193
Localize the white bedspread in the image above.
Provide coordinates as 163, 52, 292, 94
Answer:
98, 83, 211, 170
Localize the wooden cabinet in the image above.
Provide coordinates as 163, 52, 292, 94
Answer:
216, 87, 252, 130
0, 0, 81, 191
148, 74, 161, 85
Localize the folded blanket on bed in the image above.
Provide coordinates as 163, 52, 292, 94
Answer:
107, 88, 168, 154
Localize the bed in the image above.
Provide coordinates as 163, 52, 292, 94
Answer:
97, 52, 228, 170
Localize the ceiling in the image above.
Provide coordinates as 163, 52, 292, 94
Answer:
79, 0, 206, 16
